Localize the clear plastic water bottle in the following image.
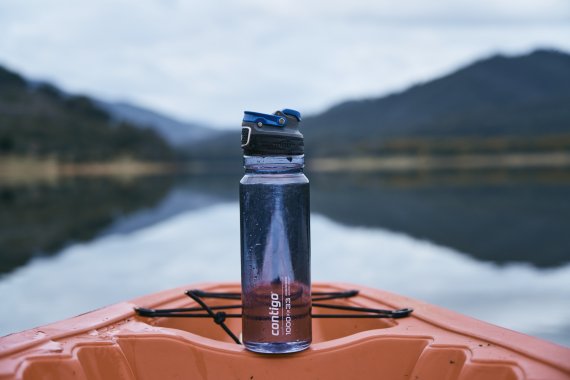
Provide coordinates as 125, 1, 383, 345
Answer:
239, 109, 311, 354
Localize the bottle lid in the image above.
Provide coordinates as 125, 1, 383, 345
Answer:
241, 109, 303, 156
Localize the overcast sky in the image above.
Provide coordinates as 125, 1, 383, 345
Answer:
1, 0, 569, 128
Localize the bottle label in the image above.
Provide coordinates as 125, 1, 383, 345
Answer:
269, 277, 294, 336
269, 292, 281, 335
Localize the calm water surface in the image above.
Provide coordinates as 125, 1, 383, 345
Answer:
0, 170, 569, 347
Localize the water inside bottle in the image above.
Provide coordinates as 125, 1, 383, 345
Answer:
240, 179, 311, 353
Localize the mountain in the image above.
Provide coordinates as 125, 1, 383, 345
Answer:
301, 49, 570, 155
189, 48, 570, 162
97, 101, 219, 146
0, 65, 174, 162
4, 48, 568, 165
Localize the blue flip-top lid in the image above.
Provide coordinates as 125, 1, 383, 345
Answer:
241, 108, 304, 155
243, 109, 302, 127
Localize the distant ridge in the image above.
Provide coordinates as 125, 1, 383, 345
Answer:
0, 63, 222, 161
189, 48, 570, 163
302, 48, 570, 155
3, 48, 569, 164
97, 101, 218, 146
0, 65, 174, 161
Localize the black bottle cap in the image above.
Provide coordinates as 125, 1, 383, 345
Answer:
241, 109, 303, 156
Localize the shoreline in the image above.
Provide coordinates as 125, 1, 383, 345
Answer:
310, 152, 570, 172
0, 156, 178, 185
2, 151, 570, 185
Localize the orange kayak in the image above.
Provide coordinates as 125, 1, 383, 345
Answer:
1, 282, 569, 380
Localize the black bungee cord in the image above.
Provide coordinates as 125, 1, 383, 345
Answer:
135, 289, 413, 345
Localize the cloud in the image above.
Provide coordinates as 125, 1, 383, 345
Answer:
0, 0, 569, 127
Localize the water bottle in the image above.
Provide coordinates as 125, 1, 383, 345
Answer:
239, 108, 311, 354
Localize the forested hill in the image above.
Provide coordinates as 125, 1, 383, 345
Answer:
186, 49, 570, 162
0, 65, 174, 162
3, 49, 568, 164
302, 49, 570, 155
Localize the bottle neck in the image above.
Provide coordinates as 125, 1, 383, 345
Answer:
243, 155, 305, 174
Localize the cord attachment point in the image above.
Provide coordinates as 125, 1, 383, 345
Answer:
391, 308, 414, 318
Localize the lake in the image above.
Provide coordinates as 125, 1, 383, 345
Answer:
0, 169, 569, 347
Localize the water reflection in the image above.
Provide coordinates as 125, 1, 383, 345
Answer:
0, 203, 568, 347
1, 169, 569, 277
0, 170, 569, 346
310, 169, 570, 268
0, 177, 174, 275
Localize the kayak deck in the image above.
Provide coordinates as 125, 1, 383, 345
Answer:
1, 282, 569, 379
